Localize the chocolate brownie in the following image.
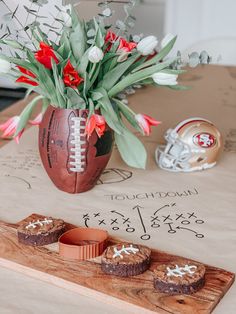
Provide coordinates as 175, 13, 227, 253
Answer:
17, 216, 65, 246
153, 260, 206, 295
101, 243, 151, 277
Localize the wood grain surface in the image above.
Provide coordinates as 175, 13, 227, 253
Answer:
0, 214, 234, 314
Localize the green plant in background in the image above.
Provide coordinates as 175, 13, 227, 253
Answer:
0, 0, 210, 169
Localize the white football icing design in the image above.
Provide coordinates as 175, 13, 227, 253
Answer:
112, 244, 139, 259
166, 264, 197, 277
25, 218, 53, 230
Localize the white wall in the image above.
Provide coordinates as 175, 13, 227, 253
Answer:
165, 0, 236, 65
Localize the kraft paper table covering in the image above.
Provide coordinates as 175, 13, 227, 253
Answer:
0, 65, 235, 314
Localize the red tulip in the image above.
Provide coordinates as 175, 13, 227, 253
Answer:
0, 116, 24, 144
118, 38, 137, 52
16, 66, 38, 86
135, 113, 161, 136
105, 31, 118, 52
35, 42, 59, 69
63, 60, 83, 88
85, 114, 106, 138
105, 31, 136, 53
29, 113, 43, 126
105, 31, 117, 43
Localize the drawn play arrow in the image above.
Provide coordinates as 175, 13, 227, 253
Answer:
133, 205, 146, 233
176, 226, 204, 238
110, 210, 125, 217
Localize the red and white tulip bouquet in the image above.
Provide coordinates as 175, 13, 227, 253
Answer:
0, 0, 209, 168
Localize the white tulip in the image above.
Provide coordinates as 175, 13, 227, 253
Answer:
0, 57, 11, 74
88, 46, 104, 63
161, 33, 175, 49
137, 36, 158, 56
152, 72, 178, 86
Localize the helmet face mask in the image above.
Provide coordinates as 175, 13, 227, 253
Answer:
156, 118, 222, 172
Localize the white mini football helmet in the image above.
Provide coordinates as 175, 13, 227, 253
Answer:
156, 118, 222, 172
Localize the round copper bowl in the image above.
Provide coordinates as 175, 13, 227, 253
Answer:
59, 228, 108, 260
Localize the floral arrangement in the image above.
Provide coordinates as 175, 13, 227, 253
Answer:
0, 0, 209, 169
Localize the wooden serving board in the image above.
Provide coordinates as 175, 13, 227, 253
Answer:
0, 214, 234, 314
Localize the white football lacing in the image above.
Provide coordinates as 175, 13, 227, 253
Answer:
69, 116, 87, 173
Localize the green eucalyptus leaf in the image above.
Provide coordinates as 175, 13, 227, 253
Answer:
124, 4, 132, 15
189, 52, 200, 67
87, 39, 94, 45
126, 16, 136, 28
116, 20, 126, 31
200, 50, 211, 64
114, 129, 147, 169
102, 7, 112, 17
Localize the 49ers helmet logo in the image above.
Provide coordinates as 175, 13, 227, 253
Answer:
193, 133, 216, 148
